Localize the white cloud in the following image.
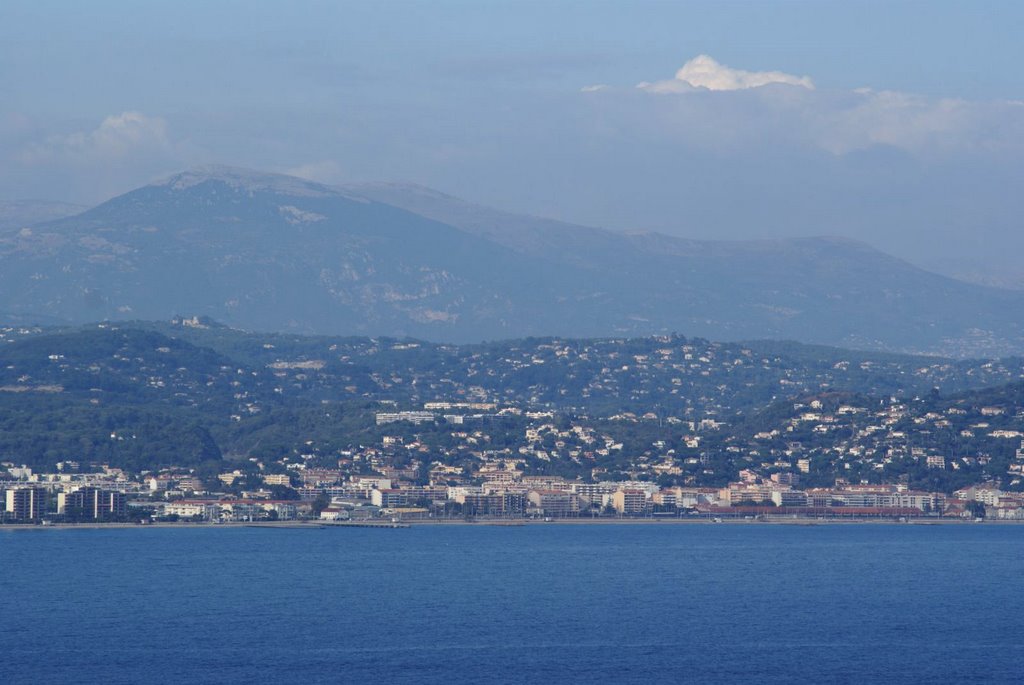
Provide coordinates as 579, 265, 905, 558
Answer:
784, 88, 1024, 155
587, 57, 1024, 157
6, 111, 209, 203
18, 111, 173, 165
638, 54, 814, 93
87, 111, 169, 156
580, 84, 610, 93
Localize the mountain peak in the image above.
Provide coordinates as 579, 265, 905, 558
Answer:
153, 165, 344, 199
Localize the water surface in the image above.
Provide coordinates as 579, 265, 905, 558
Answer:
2, 523, 1020, 683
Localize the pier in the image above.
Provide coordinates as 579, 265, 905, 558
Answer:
321, 520, 410, 529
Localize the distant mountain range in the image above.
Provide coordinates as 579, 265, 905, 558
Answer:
1, 165, 1022, 357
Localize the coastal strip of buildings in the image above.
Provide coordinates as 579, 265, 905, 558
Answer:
3, 459, 1022, 524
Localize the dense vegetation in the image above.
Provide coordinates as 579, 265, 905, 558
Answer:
1, 320, 1022, 492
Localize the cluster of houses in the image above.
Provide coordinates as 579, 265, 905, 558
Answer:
738, 399, 1024, 488
4, 457, 1023, 523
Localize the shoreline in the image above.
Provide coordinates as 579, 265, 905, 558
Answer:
1, 517, 1019, 530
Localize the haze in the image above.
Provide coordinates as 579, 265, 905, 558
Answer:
2, 0, 1022, 286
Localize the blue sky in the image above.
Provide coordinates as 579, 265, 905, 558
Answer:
2, 1, 1023, 283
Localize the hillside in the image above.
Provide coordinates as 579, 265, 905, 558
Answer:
1, 167, 1023, 356
2, 321, 1024, 492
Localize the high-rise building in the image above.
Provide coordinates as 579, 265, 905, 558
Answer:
57, 487, 127, 519
612, 489, 648, 515
5, 487, 48, 520
99, 490, 127, 519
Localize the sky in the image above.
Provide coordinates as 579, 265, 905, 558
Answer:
2, 0, 1023, 285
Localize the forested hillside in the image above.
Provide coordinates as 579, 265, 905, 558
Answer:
1, 321, 1022, 492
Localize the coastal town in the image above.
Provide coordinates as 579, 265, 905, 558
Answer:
3, 323, 1024, 525
4, 398, 1022, 523
2, 462, 1018, 524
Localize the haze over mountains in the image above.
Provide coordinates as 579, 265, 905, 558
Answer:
1, 166, 1021, 358
0, 200, 87, 231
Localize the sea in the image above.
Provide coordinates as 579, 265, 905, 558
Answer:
2, 522, 1021, 684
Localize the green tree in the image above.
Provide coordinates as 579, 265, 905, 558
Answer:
311, 493, 331, 516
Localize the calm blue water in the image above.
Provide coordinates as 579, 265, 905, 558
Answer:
2, 523, 1021, 684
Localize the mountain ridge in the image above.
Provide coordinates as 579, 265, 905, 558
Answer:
1, 166, 1021, 357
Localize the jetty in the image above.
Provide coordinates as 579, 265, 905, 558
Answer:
321, 520, 410, 529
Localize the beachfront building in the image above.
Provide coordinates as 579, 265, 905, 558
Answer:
163, 501, 221, 521
527, 490, 581, 517
4, 486, 48, 521
612, 489, 648, 516
57, 487, 127, 520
